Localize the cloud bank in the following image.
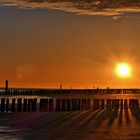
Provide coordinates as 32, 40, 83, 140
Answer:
0, 0, 140, 16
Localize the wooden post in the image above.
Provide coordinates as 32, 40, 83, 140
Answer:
93, 99, 100, 110
1, 98, 5, 112
28, 99, 37, 112
66, 99, 71, 111
101, 99, 105, 109
5, 98, 9, 112
56, 99, 61, 112
40, 99, 49, 112
62, 99, 66, 112
23, 99, 27, 112
49, 99, 53, 112
106, 99, 111, 109
17, 98, 22, 112
11, 98, 16, 112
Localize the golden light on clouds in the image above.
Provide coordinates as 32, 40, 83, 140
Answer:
115, 63, 132, 78
0, 0, 140, 16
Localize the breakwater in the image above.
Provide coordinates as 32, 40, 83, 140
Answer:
0, 95, 140, 112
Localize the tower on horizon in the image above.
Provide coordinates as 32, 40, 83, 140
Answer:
5, 80, 8, 93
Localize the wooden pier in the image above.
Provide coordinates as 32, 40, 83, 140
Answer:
1, 81, 140, 112
0, 94, 140, 113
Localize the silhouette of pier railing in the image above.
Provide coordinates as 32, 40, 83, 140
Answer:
1, 88, 140, 95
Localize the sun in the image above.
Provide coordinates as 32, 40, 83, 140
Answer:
115, 63, 131, 78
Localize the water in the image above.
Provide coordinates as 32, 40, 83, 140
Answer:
0, 94, 140, 139
0, 110, 140, 139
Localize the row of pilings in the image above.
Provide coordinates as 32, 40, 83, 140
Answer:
0, 98, 139, 112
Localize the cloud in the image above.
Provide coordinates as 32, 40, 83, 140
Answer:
0, 0, 140, 16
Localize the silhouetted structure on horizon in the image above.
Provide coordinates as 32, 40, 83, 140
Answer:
1, 80, 140, 95
0, 88, 140, 95
5, 80, 8, 94
0, 81, 140, 113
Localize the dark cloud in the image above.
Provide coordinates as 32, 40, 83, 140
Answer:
0, 0, 140, 15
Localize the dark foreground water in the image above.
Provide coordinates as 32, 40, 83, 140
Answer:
1, 108, 140, 140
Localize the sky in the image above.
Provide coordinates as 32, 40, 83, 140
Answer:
0, 0, 140, 88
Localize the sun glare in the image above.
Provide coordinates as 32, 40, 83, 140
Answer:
115, 63, 131, 78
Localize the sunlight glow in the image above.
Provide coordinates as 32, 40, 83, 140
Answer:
115, 63, 132, 78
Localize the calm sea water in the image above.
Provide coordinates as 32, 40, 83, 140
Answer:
0, 94, 140, 140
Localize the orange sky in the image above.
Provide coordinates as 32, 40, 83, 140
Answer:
0, 4, 140, 88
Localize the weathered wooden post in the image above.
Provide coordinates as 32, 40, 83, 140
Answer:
72, 99, 77, 111
86, 99, 90, 110
23, 99, 28, 112
81, 99, 86, 110
62, 99, 66, 112
124, 99, 128, 109
101, 99, 105, 109
17, 98, 22, 112
32, 99, 37, 112
56, 99, 61, 112
49, 99, 53, 111
28, 99, 37, 112
40, 99, 48, 112
11, 98, 16, 112
93, 99, 100, 110
77, 99, 81, 111
120, 99, 123, 109
66, 99, 71, 111
106, 99, 111, 109
28, 99, 32, 112
1, 98, 5, 112
135, 99, 139, 109
5, 98, 9, 112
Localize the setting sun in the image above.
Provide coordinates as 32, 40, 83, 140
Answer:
115, 63, 132, 78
